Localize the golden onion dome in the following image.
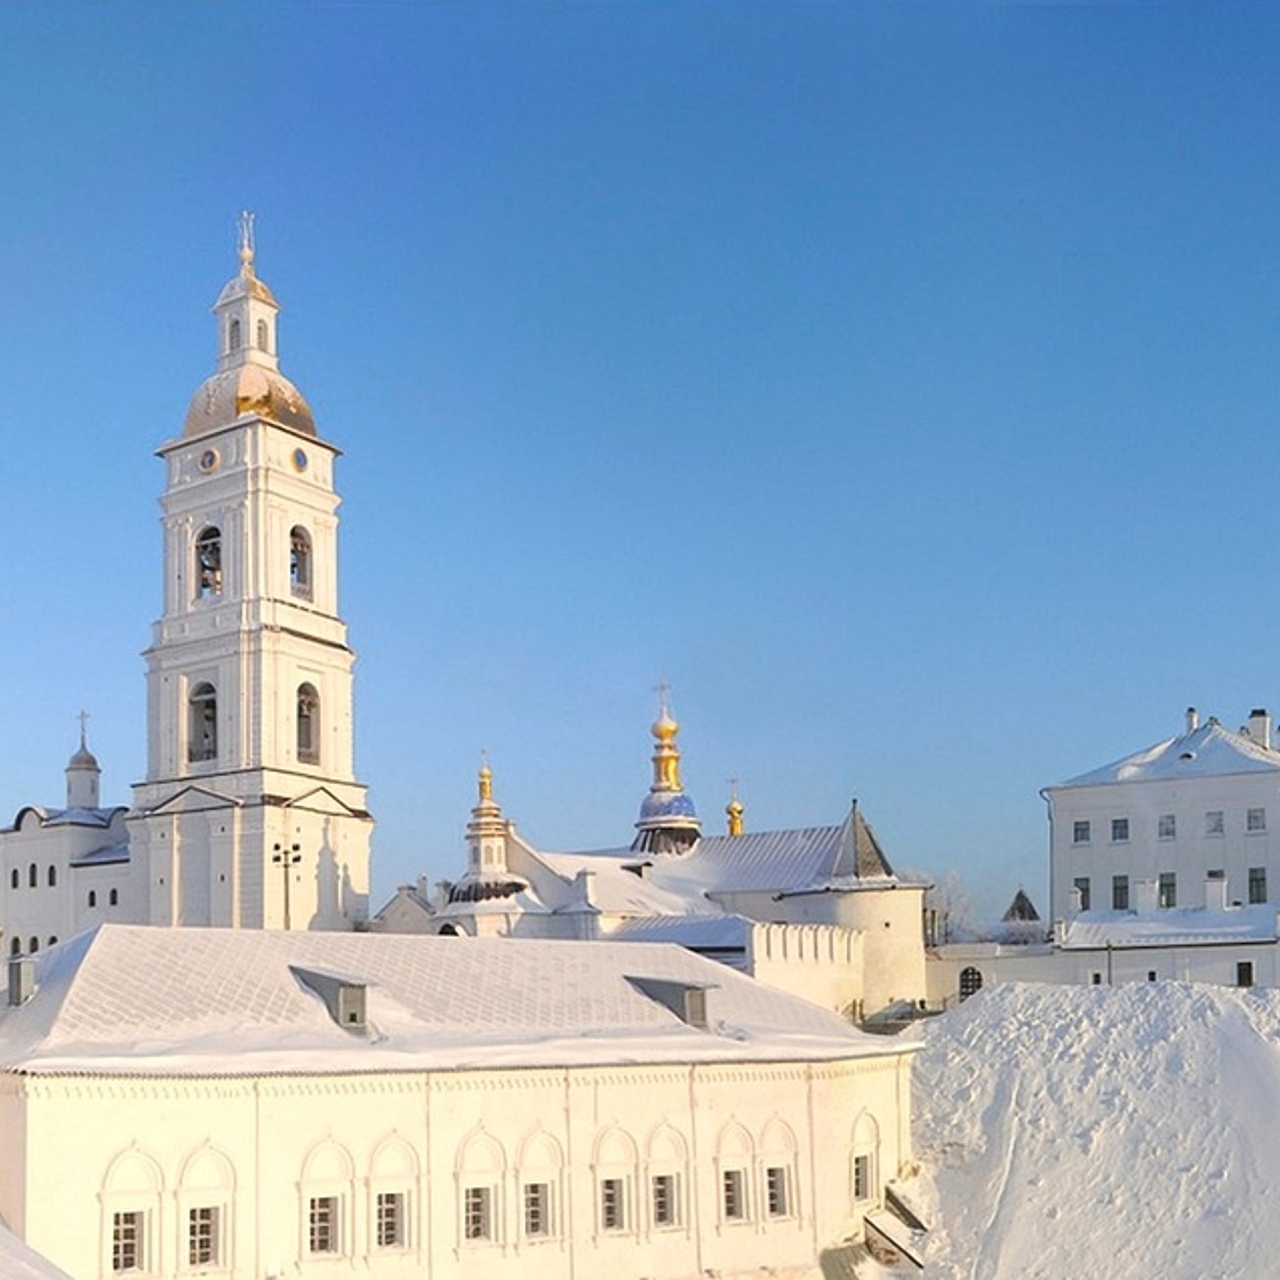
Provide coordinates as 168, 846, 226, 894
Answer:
183, 364, 315, 438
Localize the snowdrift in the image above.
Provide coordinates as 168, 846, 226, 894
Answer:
910, 982, 1280, 1279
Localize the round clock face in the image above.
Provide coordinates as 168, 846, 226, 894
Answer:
197, 448, 219, 474
292, 447, 309, 473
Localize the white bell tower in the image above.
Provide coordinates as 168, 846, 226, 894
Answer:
127, 216, 373, 930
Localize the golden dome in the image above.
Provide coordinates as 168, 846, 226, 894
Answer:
183, 364, 315, 438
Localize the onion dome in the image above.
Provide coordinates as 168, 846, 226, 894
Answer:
725, 781, 744, 837
632, 686, 701, 856
183, 212, 315, 438
65, 713, 101, 809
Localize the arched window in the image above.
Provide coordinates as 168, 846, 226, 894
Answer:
47, 936, 57, 947
714, 1122, 754, 1225
457, 1130, 506, 1245
851, 1112, 880, 1207
644, 1124, 689, 1231
228, 318, 241, 352
47, 865, 57, 888
109, 888, 119, 907
289, 527, 313, 599
256, 318, 269, 352
89, 890, 97, 908
10, 868, 17, 890
28, 863, 36, 888
195, 527, 222, 598
297, 683, 320, 764
959, 966, 984, 1002
516, 1129, 564, 1242
188, 683, 218, 762
27, 937, 37, 954
9, 938, 19, 957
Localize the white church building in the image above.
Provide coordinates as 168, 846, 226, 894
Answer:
0, 227, 928, 1279
374, 699, 930, 1025
0, 218, 372, 958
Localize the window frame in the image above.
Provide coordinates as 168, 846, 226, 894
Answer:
194, 526, 223, 599
1112, 874, 1129, 912
1110, 817, 1130, 843
187, 1205, 220, 1269
308, 1194, 341, 1255
112, 1209, 144, 1274
375, 1191, 405, 1250
1250, 866, 1267, 905
651, 1172, 680, 1230
1206, 809, 1225, 836
1157, 813, 1176, 840
1072, 819, 1091, 845
463, 1185, 493, 1242
1158, 871, 1177, 909
1248, 807, 1268, 833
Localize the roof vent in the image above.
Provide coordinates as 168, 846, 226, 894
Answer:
626, 976, 714, 1030
7, 957, 34, 1007
1186, 707, 1199, 732
290, 966, 367, 1033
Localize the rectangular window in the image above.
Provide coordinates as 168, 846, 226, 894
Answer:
1147, 970, 1157, 982
652, 1174, 678, 1228
600, 1177, 625, 1232
376, 1192, 404, 1249
1238, 961, 1256, 988
1111, 817, 1130, 843
1073, 876, 1091, 911
1157, 814, 1176, 840
1091, 972, 1103, 985
188, 1206, 219, 1267
1206, 810, 1225, 836
722, 1169, 746, 1221
853, 1154, 872, 1201
464, 1187, 491, 1242
1248, 807, 1267, 833
1158, 872, 1177, 909
112, 1211, 142, 1273
766, 1166, 789, 1218
1251, 866, 1268, 905
524, 1182, 551, 1238
1072, 819, 1091, 844
1112, 875, 1129, 911
309, 1196, 339, 1255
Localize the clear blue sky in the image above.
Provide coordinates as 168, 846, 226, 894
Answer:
2, 2, 1280, 922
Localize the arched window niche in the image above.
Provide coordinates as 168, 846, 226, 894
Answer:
297, 684, 320, 764
256, 318, 270, 352
289, 527, 313, 599
188, 683, 218, 763
228, 318, 241, 352
195, 527, 223, 598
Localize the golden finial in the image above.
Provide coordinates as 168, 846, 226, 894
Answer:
725, 776, 744, 836
650, 682, 682, 789
237, 210, 256, 275
477, 748, 493, 803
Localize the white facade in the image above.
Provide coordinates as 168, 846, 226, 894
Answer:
1046, 708, 1280, 923
0, 926, 917, 1280
0, 225, 372, 955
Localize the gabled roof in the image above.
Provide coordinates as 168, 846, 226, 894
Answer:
1054, 719, 1280, 789
1003, 889, 1041, 923
0, 925, 907, 1076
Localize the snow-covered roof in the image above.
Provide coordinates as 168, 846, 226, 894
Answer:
1054, 719, 1280, 789
0, 925, 908, 1076
68, 844, 129, 868
602, 913, 751, 952
0, 1225, 72, 1280
1060, 905, 1279, 949
7, 805, 123, 832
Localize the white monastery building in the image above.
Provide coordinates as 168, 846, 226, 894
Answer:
929, 705, 1280, 1004
0, 225, 927, 1278
0, 926, 918, 1280
374, 698, 930, 1025
0, 217, 372, 955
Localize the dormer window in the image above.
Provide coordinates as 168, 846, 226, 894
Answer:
188, 683, 218, 762
290, 527, 313, 599
196, 527, 222, 598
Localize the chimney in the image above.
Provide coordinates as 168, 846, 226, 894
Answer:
7, 957, 34, 1007
1205, 872, 1228, 913
1186, 707, 1199, 733
1249, 709, 1272, 749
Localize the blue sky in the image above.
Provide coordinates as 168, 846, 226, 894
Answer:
3, 2, 1280, 921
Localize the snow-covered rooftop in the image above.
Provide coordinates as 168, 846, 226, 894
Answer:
1054, 718, 1280, 788
0, 925, 907, 1076
1060, 904, 1278, 949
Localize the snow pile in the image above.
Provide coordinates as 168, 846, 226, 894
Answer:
910, 982, 1280, 1279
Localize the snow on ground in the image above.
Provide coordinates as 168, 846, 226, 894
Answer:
907, 982, 1280, 1280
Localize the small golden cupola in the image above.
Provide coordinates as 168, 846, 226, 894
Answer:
725, 778, 745, 837
182, 212, 316, 438
631, 685, 702, 856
